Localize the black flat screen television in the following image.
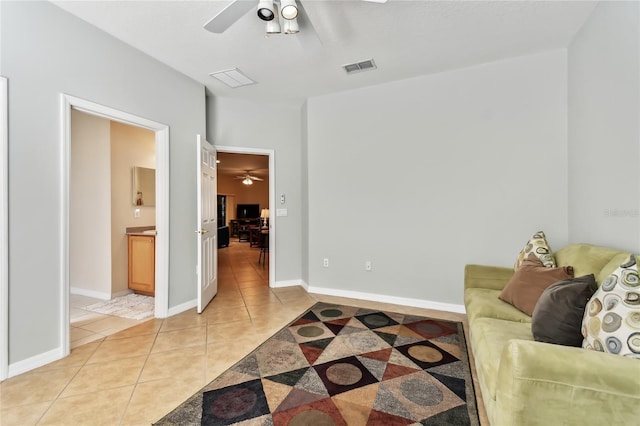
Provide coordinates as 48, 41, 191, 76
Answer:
237, 204, 260, 219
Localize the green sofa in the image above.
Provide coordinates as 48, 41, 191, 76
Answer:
464, 243, 640, 426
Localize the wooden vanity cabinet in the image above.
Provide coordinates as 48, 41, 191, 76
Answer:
128, 234, 155, 296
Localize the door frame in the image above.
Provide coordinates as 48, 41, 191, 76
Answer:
215, 146, 276, 286
60, 94, 170, 357
1, 77, 8, 381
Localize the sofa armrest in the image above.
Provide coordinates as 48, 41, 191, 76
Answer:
464, 264, 513, 291
495, 339, 640, 426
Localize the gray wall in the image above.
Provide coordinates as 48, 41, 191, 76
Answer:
568, 1, 640, 252
207, 96, 303, 283
1, 1, 205, 364
306, 50, 570, 306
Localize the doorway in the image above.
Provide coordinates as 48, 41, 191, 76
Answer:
68, 109, 157, 347
215, 147, 275, 287
61, 94, 169, 358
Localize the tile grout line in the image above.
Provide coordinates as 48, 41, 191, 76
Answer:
34, 335, 104, 425
118, 318, 165, 426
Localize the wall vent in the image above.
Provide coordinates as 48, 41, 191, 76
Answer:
209, 68, 256, 88
343, 59, 377, 74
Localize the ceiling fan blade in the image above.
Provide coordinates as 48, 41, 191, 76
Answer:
203, 0, 254, 33
295, 0, 322, 50
250, 176, 264, 181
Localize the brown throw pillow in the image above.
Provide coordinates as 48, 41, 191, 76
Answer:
531, 275, 597, 347
499, 255, 574, 316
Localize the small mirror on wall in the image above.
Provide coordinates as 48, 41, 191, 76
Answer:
132, 166, 156, 206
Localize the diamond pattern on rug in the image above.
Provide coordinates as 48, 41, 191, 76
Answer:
155, 302, 479, 426
80, 293, 154, 320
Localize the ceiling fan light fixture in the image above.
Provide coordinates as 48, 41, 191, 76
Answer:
280, 0, 298, 20
242, 177, 253, 185
266, 20, 281, 34
257, 0, 275, 21
283, 18, 299, 34
265, 3, 281, 34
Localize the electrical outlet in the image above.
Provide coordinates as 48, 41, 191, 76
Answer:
134, 208, 141, 218
365, 260, 372, 271
323, 258, 329, 268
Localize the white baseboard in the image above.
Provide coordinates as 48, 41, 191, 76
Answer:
70, 287, 111, 300
112, 289, 133, 298
8, 347, 64, 378
167, 298, 197, 317
272, 279, 305, 288
306, 285, 466, 314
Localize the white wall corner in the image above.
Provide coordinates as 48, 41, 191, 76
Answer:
167, 298, 197, 317
306, 285, 466, 315
272, 279, 306, 289
7, 347, 64, 378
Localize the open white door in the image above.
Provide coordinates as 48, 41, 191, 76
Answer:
196, 135, 218, 313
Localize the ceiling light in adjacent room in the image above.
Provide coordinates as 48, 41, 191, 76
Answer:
209, 68, 256, 88
242, 177, 253, 185
280, 0, 298, 20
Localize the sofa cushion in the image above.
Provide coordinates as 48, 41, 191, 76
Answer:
582, 255, 640, 357
465, 288, 532, 323
514, 231, 556, 269
469, 318, 534, 401
555, 244, 624, 281
531, 275, 597, 347
499, 256, 574, 316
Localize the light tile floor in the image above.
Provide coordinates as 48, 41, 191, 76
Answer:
70, 295, 152, 349
0, 241, 487, 425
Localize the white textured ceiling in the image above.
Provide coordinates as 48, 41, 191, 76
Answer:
51, 0, 597, 104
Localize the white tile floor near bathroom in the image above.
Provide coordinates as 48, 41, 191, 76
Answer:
70, 294, 152, 348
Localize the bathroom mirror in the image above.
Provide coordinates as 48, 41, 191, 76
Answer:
132, 166, 156, 206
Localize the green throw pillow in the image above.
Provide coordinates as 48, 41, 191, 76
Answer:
532, 275, 597, 347
582, 255, 640, 357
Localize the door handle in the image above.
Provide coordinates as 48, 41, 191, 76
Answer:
195, 229, 209, 234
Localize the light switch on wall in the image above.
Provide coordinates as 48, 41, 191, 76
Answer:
134, 208, 141, 218
276, 208, 288, 217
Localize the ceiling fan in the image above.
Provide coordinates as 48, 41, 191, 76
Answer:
235, 171, 264, 185
204, 0, 387, 37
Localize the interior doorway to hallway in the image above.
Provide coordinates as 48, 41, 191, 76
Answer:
215, 147, 275, 287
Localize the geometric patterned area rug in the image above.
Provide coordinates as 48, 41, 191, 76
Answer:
81, 293, 154, 320
156, 302, 479, 425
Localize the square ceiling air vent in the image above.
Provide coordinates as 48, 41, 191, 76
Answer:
343, 59, 377, 74
209, 68, 256, 88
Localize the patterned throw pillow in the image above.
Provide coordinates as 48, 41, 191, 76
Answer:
582, 255, 640, 358
514, 231, 556, 270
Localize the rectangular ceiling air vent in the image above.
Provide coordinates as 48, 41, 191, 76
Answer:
209, 68, 256, 88
343, 59, 377, 74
